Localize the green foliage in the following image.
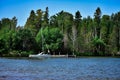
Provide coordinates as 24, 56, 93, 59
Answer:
0, 17, 17, 31
101, 15, 111, 43
12, 29, 37, 52
91, 37, 106, 56
75, 10, 82, 28
25, 7, 49, 36
43, 7, 49, 26
3, 50, 33, 57
50, 11, 73, 54
25, 10, 37, 35
36, 27, 63, 53
0, 7, 120, 57
94, 7, 102, 38
0, 38, 8, 56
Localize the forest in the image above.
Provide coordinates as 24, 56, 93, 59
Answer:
0, 7, 120, 57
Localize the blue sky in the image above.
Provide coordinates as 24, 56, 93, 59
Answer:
0, 0, 120, 26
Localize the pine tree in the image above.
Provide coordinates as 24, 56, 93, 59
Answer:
94, 7, 102, 38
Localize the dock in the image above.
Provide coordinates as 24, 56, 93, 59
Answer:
51, 55, 76, 58
51, 55, 68, 58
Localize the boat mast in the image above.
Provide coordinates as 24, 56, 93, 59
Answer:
41, 27, 44, 52
41, 27, 50, 54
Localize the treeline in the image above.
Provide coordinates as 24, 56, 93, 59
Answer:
0, 7, 120, 57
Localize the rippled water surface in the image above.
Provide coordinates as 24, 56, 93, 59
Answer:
0, 57, 120, 80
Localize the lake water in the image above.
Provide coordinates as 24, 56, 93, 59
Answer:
0, 57, 120, 80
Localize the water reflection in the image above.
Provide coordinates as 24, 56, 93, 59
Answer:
0, 57, 120, 80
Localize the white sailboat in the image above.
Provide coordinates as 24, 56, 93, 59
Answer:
29, 52, 51, 58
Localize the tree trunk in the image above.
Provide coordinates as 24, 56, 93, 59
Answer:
63, 31, 68, 49
72, 25, 77, 53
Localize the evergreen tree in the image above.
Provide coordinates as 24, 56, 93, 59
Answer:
35, 9, 43, 33
113, 12, 120, 52
94, 7, 102, 38
73, 11, 82, 52
11, 16, 17, 30
43, 7, 49, 27
25, 10, 37, 35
